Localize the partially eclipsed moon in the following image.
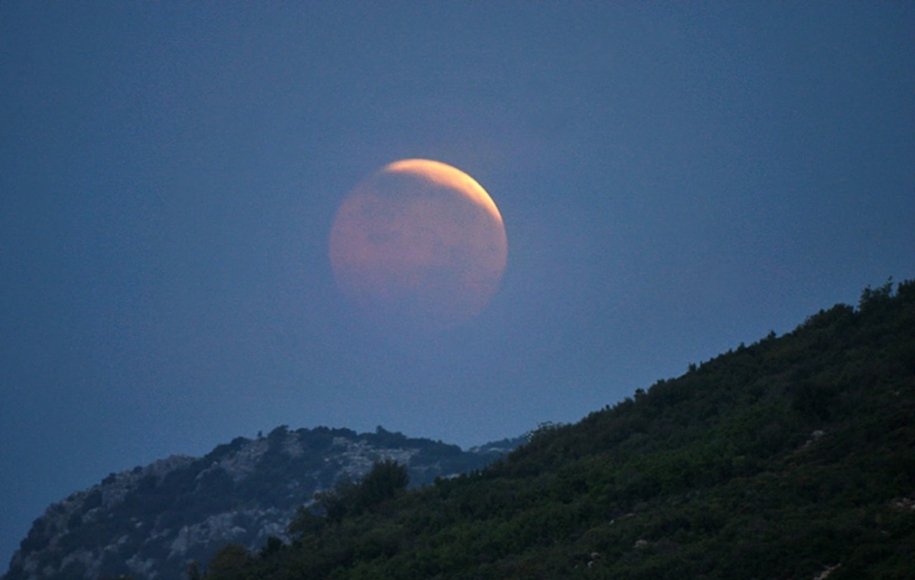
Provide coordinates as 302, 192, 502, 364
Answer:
329, 159, 508, 330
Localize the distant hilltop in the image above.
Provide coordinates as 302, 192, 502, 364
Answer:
4, 425, 523, 580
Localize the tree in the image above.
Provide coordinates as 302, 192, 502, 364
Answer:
313, 459, 410, 522
859, 277, 893, 310
204, 544, 249, 580
288, 504, 325, 538
354, 459, 409, 511
185, 561, 201, 580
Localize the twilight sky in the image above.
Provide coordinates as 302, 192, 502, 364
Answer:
2, 2, 914, 567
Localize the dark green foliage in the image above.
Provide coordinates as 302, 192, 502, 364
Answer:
205, 280, 915, 579
186, 561, 203, 580
299, 460, 409, 525
204, 544, 250, 580
260, 536, 284, 559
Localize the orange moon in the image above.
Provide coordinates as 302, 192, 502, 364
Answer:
329, 159, 508, 330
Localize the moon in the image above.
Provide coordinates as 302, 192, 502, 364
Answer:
329, 159, 508, 330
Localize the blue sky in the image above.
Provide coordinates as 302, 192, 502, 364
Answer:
2, 2, 914, 568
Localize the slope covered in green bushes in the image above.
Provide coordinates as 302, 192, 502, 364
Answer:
206, 281, 915, 579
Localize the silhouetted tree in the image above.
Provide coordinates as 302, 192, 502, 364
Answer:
309, 459, 410, 523
204, 544, 249, 580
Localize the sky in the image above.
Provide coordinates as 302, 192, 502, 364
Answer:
2, 2, 914, 568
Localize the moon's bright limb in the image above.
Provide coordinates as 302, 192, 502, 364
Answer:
329, 159, 508, 330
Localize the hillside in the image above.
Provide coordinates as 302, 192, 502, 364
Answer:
4, 427, 521, 580
204, 281, 915, 579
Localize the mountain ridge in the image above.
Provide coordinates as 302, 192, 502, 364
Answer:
4, 425, 523, 580
201, 280, 915, 579
8, 280, 914, 579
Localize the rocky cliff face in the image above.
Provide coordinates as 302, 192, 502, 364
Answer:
5, 426, 520, 580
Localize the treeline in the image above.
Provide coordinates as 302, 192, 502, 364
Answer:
202, 280, 915, 579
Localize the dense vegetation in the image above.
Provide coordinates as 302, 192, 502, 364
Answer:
205, 281, 915, 579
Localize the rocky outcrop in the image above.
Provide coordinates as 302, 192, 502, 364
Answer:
5, 426, 520, 580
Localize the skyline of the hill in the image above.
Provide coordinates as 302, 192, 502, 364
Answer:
204, 280, 915, 578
